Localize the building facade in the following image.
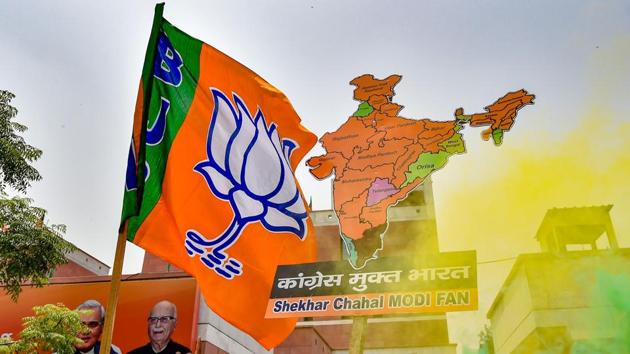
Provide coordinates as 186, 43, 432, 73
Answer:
487, 206, 629, 354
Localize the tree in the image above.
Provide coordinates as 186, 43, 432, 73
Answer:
0, 90, 42, 192
0, 90, 73, 301
0, 303, 87, 354
0, 196, 74, 300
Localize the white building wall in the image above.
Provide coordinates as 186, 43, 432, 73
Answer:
488, 251, 630, 354
197, 296, 273, 354
490, 267, 534, 354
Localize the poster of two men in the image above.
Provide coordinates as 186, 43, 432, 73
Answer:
0, 276, 197, 353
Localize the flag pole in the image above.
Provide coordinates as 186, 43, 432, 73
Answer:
349, 316, 367, 354
99, 231, 127, 354
99, 4, 164, 353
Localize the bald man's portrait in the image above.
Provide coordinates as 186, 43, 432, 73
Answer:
127, 301, 192, 354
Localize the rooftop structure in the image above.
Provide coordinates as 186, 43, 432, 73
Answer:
535, 205, 618, 253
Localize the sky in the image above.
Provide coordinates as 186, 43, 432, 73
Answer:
2, 0, 630, 351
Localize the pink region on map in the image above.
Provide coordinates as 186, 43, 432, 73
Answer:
367, 178, 399, 206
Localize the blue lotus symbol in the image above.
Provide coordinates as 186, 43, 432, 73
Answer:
185, 88, 308, 279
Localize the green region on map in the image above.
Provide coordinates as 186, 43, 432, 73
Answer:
402, 151, 450, 188
353, 102, 374, 117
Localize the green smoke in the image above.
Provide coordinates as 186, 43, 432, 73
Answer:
571, 270, 630, 354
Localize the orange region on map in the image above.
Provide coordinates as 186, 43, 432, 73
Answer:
366, 131, 386, 146
351, 74, 402, 101
371, 114, 456, 154
380, 103, 404, 117
338, 190, 370, 237
318, 118, 374, 159
346, 134, 411, 171
417, 120, 457, 152
462, 89, 535, 141
418, 128, 457, 153
367, 95, 389, 110
307, 152, 347, 180
356, 115, 375, 129
377, 116, 426, 141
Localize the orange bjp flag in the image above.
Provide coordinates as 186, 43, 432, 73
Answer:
120, 4, 317, 348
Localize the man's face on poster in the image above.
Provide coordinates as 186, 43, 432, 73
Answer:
148, 302, 176, 347
76, 308, 103, 351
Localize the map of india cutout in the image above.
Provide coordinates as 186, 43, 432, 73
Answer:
307, 74, 535, 268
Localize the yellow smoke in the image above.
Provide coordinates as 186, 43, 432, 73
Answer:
437, 112, 630, 258
432, 36, 630, 351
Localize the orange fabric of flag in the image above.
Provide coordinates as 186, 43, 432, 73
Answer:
121, 5, 317, 349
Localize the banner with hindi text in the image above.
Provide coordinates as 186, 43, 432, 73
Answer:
266, 251, 477, 318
